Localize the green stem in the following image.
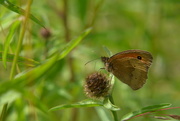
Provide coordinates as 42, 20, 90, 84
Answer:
10, 0, 32, 79
0, 103, 8, 121
62, 0, 75, 83
109, 95, 118, 121
2, 1, 32, 121
108, 74, 118, 121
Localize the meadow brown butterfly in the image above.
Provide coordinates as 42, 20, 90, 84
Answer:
101, 50, 153, 90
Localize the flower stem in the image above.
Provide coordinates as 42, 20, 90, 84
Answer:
109, 95, 119, 121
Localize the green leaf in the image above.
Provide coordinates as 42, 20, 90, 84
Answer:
0, 103, 8, 121
58, 27, 92, 60
103, 97, 120, 111
0, 90, 21, 105
49, 94, 121, 112
0, 0, 45, 28
103, 46, 112, 57
49, 99, 103, 111
2, 20, 21, 68
0, 52, 40, 67
0, 54, 59, 96
0, 28, 91, 95
121, 103, 172, 121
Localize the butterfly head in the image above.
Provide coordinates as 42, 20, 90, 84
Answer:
101, 57, 112, 72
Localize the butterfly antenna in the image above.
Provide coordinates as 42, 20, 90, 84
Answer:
85, 58, 100, 66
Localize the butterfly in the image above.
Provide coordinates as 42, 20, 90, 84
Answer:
101, 50, 153, 90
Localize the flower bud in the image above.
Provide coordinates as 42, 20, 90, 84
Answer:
40, 28, 51, 39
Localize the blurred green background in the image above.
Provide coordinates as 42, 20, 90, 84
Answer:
0, 0, 179, 121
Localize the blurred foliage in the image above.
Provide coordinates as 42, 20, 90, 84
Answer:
0, 0, 179, 121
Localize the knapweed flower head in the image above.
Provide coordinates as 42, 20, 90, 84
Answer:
84, 72, 111, 99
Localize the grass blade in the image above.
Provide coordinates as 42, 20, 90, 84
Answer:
2, 20, 21, 68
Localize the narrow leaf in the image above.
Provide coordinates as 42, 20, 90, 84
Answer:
0, 0, 45, 28
0, 52, 40, 67
2, 20, 21, 68
0, 28, 92, 95
0, 54, 59, 96
58, 27, 92, 60
121, 103, 171, 121
49, 99, 103, 111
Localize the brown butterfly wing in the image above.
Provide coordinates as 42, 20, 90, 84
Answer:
110, 58, 134, 87
107, 50, 153, 90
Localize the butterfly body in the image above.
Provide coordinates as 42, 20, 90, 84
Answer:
101, 50, 153, 90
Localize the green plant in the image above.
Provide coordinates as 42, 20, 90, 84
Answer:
0, 0, 179, 121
